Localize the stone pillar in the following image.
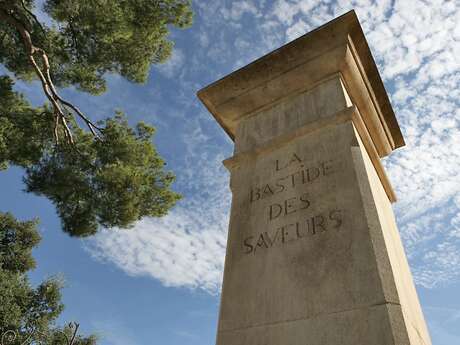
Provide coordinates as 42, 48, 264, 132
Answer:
198, 10, 432, 345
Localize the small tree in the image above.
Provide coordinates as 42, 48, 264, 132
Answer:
0, 0, 192, 236
0, 212, 97, 344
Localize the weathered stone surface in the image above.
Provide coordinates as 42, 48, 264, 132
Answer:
198, 10, 432, 345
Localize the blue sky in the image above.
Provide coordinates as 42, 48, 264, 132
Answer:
1, 0, 460, 344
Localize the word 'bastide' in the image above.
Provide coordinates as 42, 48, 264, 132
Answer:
198, 10, 432, 345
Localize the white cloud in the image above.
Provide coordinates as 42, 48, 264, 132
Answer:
87, 209, 227, 294
157, 48, 185, 79
270, 0, 460, 289
271, 0, 301, 25
286, 19, 311, 41
86, 138, 231, 294
88, 0, 460, 293
222, 1, 261, 21
197, 29, 210, 48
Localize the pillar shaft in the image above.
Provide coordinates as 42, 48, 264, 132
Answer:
198, 10, 432, 345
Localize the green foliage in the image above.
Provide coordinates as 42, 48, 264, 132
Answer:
25, 113, 180, 237
0, 0, 189, 340
0, 0, 193, 94
0, 0, 188, 237
0, 269, 63, 344
0, 212, 40, 273
0, 77, 180, 237
0, 76, 54, 170
47, 325, 98, 345
0, 212, 96, 344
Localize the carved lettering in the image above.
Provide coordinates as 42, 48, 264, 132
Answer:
243, 209, 344, 255
284, 197, 297, 216
254, 233, 269, 254
243, 236, 254, 254
276, 153, 302, 171
306, 167, 320, 182
321, 160, 334, 176
265, 229, 281, 247
244, 153, 343, 255
268, 193, 311, 221
295, 222, 304, 239
312, 215, 326, 234
299, 194, 311, 209
249, 158, 336, 204
329, 209, 343, 228
250, 188, 261, 203
269, 203, 283, 220
274, 178, 286, 193
262, 184, 274, 196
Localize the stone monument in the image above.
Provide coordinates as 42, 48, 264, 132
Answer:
198, 10, 432, 345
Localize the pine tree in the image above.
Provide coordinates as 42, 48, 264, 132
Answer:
0, 0, 192, 236
0, 212, 97, 344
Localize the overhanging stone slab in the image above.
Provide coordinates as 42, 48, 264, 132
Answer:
198, 10, 404, 158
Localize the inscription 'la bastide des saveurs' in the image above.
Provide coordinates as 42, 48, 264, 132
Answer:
243, 153, 344, 255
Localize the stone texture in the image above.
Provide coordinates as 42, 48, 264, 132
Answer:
198, 10, 432, 345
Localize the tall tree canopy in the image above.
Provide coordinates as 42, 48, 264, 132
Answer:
0, 0, 192, 236
0, 212, 97, 344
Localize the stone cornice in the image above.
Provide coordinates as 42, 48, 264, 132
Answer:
197, 10, 404, 158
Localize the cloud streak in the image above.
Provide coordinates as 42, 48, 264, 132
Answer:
86, 0, 460, 293
86, 145, 231, 294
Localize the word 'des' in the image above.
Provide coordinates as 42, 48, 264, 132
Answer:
269, 193, 310, 221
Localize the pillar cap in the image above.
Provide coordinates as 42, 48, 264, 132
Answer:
197, 10, 404, 157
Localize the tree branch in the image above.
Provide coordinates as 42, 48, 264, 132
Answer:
0, 3, 103, 144
67, 16, 81, 61
0, 30, 7, 45
20, 0, 45, 35
68, 323, 80, 345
